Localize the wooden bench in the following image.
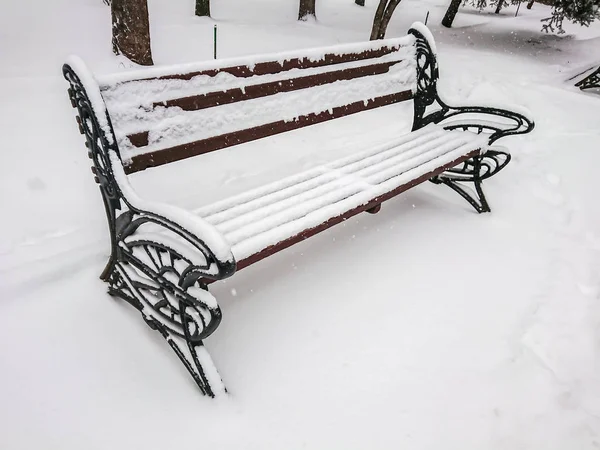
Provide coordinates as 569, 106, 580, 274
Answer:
63, 23, 534, 397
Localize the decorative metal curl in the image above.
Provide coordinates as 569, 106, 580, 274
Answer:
64, 65, 122, 279
63, 62, 234, 396
408, 28, 439, 131
442, 149, 510, 182
109, 241, 225, 396
430, 149, 510, 213
117, 241, 221, 341
574, 66, 600, 91
408, 27, 534, 145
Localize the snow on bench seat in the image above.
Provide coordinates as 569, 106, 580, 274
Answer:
195, 124, 487, 262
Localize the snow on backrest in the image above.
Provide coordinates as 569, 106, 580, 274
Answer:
98, 36, 417, 173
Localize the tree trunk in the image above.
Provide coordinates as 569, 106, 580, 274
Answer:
195, 0, 210, 16
495, 0, 504, 14
376, 0, 402, 39
526, 0, 534, 9
298, 0, 316, 20
370, 0, 389, 39
370, 0, 402, 40
442, 0, 462, 27
111, 0, 153, 65
355, 0, 365, 5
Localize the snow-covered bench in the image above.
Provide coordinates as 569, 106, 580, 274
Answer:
63, 23, 533, 397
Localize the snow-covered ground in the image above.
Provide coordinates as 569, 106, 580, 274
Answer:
1, 0, 599, 448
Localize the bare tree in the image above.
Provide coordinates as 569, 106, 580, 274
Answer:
370, 0, 402, 40
299, 0, 316, 20
196, 0, 210, 16
442, 0, 462, 27
111, 0, 153, 65
495, 0, 504, 13
526, 0, 535, 9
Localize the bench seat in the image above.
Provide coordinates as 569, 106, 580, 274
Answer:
197, 124, 485, 262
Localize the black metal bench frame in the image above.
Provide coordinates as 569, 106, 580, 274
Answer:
574, 65, 600, 91
63, 24, 534, 397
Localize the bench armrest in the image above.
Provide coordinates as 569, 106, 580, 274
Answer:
64, 55, 235, 284
431, 102, 535, 146
407, 24, 534, 146
109, 151, 236, 283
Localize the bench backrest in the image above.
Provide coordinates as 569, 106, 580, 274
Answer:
65, 24, 438, 177
92, 27, 438, 174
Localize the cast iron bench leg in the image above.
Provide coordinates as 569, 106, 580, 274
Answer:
430, 150, 511, 213
106, 262, 227, 397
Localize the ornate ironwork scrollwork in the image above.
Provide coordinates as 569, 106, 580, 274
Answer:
408, 26, 534, 213
109, 240, 225, 396
430, 149, 510, 213
64, 65, 122, 280
412, 30, 439, 109
574, 66, 600, 91
63, 61, 234, 396
408, 27, 534, 144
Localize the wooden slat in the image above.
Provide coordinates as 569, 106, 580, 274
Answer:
153, 60, 402, 112
124, 90, 413, 174
201, 150, 479, 284
155, 44, 407, 81
128, 132, 149, 148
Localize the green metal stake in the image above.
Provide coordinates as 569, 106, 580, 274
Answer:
213, 25, 217, 60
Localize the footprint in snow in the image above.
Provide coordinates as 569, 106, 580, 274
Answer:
531, 183, 565, 207
546, 173, 561, 185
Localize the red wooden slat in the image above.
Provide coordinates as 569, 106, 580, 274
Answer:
124, 90, 413, 174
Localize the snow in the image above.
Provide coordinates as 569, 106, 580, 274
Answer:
410, 20, 438, 54
1, 0, 600, 449
99, 50, 410, 117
